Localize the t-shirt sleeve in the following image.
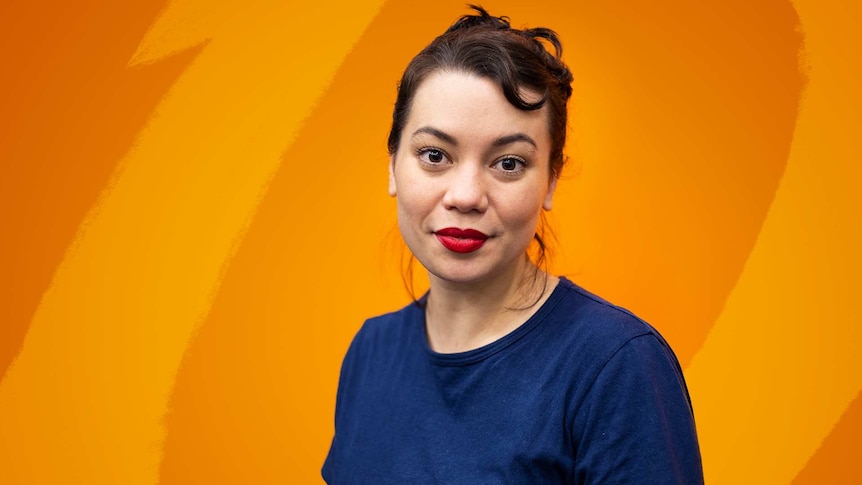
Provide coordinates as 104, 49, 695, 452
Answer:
571, 333, 704, 484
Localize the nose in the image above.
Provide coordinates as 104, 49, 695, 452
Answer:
442, 163, 488, 213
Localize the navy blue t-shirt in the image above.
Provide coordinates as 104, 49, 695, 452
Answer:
323, 277, 703, 484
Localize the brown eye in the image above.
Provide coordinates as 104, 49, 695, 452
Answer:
427, 150, 444, 163
494, 156, 526, 174
417, 147, 449, 167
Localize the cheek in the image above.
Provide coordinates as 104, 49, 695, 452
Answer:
496, 187, 546, 228
509, 207, 543, 238
395, 179, 434, 229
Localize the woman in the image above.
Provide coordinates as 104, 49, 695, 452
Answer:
323, 6, 703, 484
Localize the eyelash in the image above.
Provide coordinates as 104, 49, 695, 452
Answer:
492, 156, 528, 176
414, 146, 529, 177
416, 146, 450, 168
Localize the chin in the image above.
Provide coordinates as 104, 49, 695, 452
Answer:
431, 271, 485, 285
423, 259, 510, 288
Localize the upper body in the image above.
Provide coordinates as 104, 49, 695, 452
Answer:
322, 277, 703, 484
324, 6, 703, 483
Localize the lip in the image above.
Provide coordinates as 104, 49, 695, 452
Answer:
434, 227, 489, 253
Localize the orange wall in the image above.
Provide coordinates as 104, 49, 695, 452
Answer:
0, 0, 859, 483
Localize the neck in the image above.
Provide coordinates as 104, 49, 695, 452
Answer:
424, 257, 558, 353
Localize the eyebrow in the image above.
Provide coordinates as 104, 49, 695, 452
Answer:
411, 126, 538, 149
492, 133, 538, 149
411, 126, 457, 145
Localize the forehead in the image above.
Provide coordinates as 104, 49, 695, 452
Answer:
405, 71, 550, 146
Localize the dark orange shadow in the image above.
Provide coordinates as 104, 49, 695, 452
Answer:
791, 391, 862, 484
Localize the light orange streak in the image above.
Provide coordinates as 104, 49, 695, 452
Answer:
0, 1, 385, 483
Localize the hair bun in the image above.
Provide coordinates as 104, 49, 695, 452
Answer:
447, 4, 511, 32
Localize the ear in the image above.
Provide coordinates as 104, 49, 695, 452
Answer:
388, 154, 397, 197
542, 171, 558, 211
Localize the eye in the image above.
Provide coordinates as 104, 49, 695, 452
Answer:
425, 149, 444, 163
492, 156, 527, 175
416, 147, 450, 169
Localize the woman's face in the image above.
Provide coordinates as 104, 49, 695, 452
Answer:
389, 70, 557, 287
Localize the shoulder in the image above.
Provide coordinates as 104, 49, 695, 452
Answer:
341, 299, 425, 368
554, 277, 658, 336
353, 300, 423, 345
547, 277, 676, 371
542, 278, 692, 414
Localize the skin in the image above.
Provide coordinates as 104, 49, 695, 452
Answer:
389, 70, 560, 353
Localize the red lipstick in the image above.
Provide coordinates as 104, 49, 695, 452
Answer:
434, 227, 489, 253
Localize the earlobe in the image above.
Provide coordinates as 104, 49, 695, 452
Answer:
542, 173, 558, 211
388, 155, 397, 197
